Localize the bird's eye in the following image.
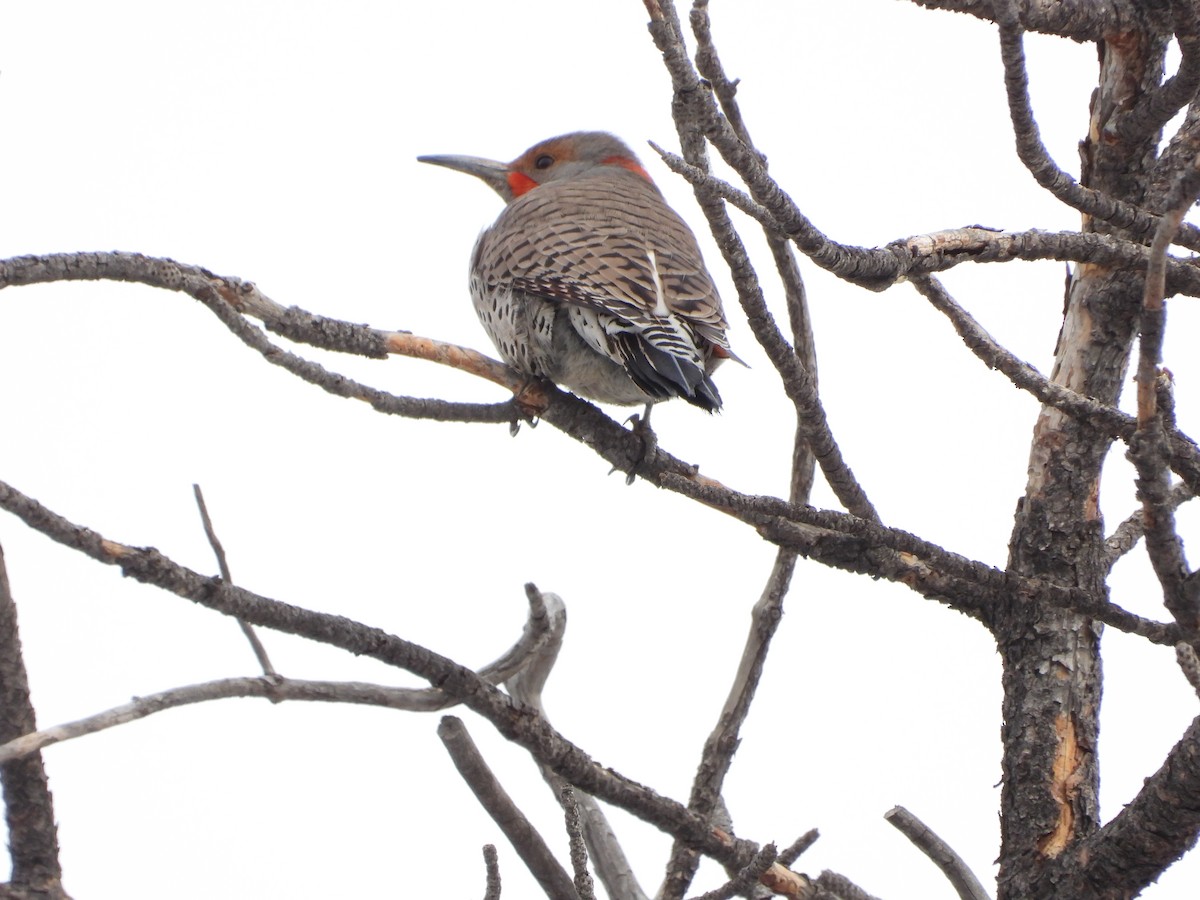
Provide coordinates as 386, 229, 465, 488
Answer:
534, 154, 554, 170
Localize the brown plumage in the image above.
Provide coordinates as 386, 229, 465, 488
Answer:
419, 132, 736, 411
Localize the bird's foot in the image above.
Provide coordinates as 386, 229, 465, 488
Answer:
611, 403, 657, 485
509, 380, 551, 435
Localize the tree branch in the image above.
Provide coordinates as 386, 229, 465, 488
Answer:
1104, 482, 1195, 569
906, 0, 1143, 42
645, 0, 878, 523
1129, 157, 1200, 631
651, 150, 1200, 295
995, 8, 1200, 249
560, 786, 597, 900
439, 715, 579, 900
884, 806, 991, 900
193, 483, 278, 679
1111, 0, 1200, 146
0, 478, 775, 874
0, 251, 518, 423
657, 471, 1182, 643
0, 544, 65, 896
507, 590, 652, 900
1062, 711, 1200, 896
481, 844, 501, 900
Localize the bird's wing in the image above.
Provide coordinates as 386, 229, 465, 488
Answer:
476, 177, 733, 355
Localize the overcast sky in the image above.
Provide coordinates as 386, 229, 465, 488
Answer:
1, 2, 1197, 898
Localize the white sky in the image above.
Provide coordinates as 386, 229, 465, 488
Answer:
1, 1, 1197, 897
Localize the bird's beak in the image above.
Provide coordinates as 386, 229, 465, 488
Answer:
417, 153, 512, 199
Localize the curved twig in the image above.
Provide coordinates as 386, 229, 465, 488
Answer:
885, 806, 992, 900
507, 590, 652, 900
0, 252, 519, 423
0, 640, 563, 766
1112, 1, 1200, 146
995, 8, 1200, 250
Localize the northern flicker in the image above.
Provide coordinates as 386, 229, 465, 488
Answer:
418, 132, 737, 411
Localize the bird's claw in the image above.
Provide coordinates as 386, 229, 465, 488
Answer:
509, 380, 550, 435
611, 405, 658, 485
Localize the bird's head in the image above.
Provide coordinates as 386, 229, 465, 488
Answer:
418, 131, 654, 203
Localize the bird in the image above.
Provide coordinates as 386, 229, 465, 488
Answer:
417, 131, 738, 413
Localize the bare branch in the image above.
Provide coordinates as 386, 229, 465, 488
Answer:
1177, 642, 1200, 699
560, 787, 597, 900
439, 716, 578, 900
906, 0, 1142, 41
686, 843, 778, 900
651, 151, 1200, 295
507, 590, 650, 900
656, 471, 1182, 643
995, 8, 1200, 249
1064, 711, 1200, 895
689, 0, 818, 501
813, 870, 881, 900
645, 0, 878, 523
659, 546, 796, 900
0, 477, 770, 870
0, 252, 517, 424
1130, 157, 1200, 631
1112, 2, 1200, 145
913, 275, 1131, 433
0, 581, 554, 766
0, 544, 65, 894
1104, 482, 1195, 568
778, 830, 820, 868
482, 844, 501, 900
193, 484, 277, 679
0, 663, 553, 766
884, 806, 991, 900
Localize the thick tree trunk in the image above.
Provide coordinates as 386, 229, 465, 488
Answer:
998, 23, 1168, 900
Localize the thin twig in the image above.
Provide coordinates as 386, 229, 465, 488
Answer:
482, 844, 501, 900
438, 716, 578, 900
193, 484, 277, 679
1104, 482, 1195, 568
777, 830, 820, 868
884, 806, 991, 900
1130, 155, 1200, 631
814, 870, 881, 900
913, 275, 1130, 434
690, 0, 818, 501
0, 667, 541, 765
686, 843, 778, 900
645, 0, 878, 523
915, 273, 1200, 491
561, 786, 596, 900
658, 546, 796, 900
